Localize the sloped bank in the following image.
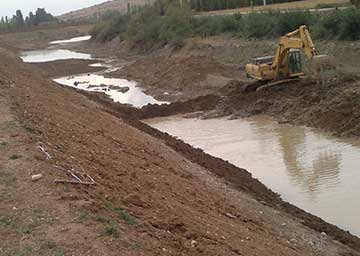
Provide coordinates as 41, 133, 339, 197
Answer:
73, 85, 360, 252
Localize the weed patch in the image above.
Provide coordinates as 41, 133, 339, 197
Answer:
104, 201, 136, 225
9, 154, 22, 160
104, 221, 120, 238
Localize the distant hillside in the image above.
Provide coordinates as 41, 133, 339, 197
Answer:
58, 0, 154, 21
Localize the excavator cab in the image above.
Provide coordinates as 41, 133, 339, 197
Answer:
288, 49, 302, 75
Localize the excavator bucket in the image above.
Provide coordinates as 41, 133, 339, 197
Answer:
311, 55, 337, 82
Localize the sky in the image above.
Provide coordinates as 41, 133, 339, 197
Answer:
0, 0, 107, 18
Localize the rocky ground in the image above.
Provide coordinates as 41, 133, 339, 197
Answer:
1, 25, 360, 255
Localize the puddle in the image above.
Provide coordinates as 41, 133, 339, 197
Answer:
54, 74, 167, 108
20, 49, 92, 63
50, 35, 91, 45
145, 115, 360, 237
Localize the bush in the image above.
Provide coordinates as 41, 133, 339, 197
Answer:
91, 2, 360, 50
242, 12, 277, 38
338, 8, 360, 40
90, 15, 129, 42
274, 11, 315, 35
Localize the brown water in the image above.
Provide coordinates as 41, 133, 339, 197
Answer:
145, 115, 360, 237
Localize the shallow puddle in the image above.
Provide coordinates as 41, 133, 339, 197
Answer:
20, 49, 92, 63
50, 35, 91, 45
145, 115, 360, 237
54, 74, 167, 108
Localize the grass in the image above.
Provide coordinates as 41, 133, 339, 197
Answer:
39, 240, 65, 256
9, 154, 22, 160
104, 221, 120, 238
0, 171, 17, 186
19, 208, 48, 235
0, 215, 17, 229
74, 209, 91, 223
0, 141, 7, 147
23, 124, 35, 134
104, 201, 136, 225
1, 246, 33, 256
94, 214, 111, 223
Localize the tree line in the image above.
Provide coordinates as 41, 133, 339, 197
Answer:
188, 0, 302, 11
0, 8, 58, 33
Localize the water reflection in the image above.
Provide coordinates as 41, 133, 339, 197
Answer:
50, 35, 91, 45
54, 74, 168, 108
256, 120, 342, 199
145, 115, 360, 236
20, 49, 92, 63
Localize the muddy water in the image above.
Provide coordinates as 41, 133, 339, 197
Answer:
145, 115, 360, 237
20, 49, 92, 63
54, 74, 167, 108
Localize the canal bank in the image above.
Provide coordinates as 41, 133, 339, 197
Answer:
3, 29, 360, 255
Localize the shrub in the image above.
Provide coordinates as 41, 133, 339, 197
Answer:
91, 3, 360, 49
338, 8, 360, 40
274, 11, 315, 35
242, 12, 277, 38
90, 14, 129, 42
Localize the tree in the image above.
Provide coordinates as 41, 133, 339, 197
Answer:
350, 0, 360, 7
15, 10, 25, 29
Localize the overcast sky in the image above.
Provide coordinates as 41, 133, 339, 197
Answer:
1, 0, 107, 18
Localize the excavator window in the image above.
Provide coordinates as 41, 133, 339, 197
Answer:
289, 50, 302, 74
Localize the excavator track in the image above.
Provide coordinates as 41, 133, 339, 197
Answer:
242, 78, 300, 93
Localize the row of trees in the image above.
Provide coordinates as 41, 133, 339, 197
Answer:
91, 0, 360, 50
0, 8, 57, 33
188, 0, 302, 11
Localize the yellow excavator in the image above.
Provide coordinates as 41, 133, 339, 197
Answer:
245, 25, 334, 90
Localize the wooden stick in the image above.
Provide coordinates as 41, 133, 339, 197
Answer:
54, 179, 96, 185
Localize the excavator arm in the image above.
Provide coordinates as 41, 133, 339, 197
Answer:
271, 25, 318, 79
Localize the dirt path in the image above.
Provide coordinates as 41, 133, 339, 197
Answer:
1, 43, 359, 255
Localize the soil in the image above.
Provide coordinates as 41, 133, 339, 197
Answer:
33, 59, 106, 78
1, 25, 360, 255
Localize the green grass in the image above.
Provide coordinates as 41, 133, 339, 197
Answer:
9, 154, 22, 160
104, 201, 136, 225
94, 214, 111, 223
23, 125, 35, 134
0, 141, 7, 147
115, 208, 136, 225
104, 221, 120, 238
74, 209, 91, 223
0, 215, 17, 229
